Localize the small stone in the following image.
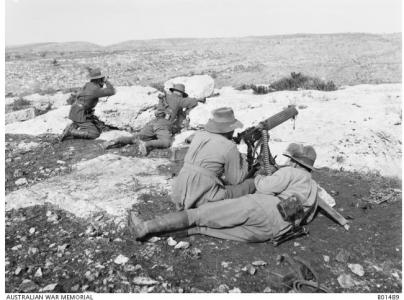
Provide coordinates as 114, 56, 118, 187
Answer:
34, 268, 42, 278
191, 247, 202, 258
71, 284, 80, 292
28, 247, 39, 255
323, 255, 330, 263
348, 263, 365, 277
335, 249, 351, 263
221, 261, 230, 268
263, 287, 272, 293
252, 260, 267, 266
15, 178, 28, 186
13, 169, 22, 177
174, 241, 190, 249
39, 283, 58, 292
148, 236, 161, 243
11, 244, 22, 251
167, 237, 177, 246
229, 287, 241, 293
132, 276, 159, 286
114, 254, 129, 265
113, 238, 123, 242
217, 284, 229, 293
19, 279, 38, 292
294, 242, 300, 247
14, 267, 23, 275
56, 160, 66, 164
248, 265, 257, 275
337, 274, 355, 289
57, 244, 69, 253
47, 214, 60, 223
29, 227, 36, 234
46, 211, 52, 217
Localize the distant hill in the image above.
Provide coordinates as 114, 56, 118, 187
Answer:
6, 41, 103, 53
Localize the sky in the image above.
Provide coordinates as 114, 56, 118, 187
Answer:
5, 0, 402, 46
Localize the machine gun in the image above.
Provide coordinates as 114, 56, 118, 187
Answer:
233, 105, 299, 175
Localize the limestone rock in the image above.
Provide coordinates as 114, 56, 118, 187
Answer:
5, 107, 36, 125
186, 84, 401, 178
95, 86, 160, 131
114, 254, 129, 265
164, 75, 215, 99
348, 263, 365, 277
5, 154, 172, 222
337, 274, 355, 289
5, 105, 71, 135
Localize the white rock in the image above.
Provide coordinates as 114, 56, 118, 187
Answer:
95, 86, 160, 131
186, 84, 402, 178
323, 255, 330, 263
5, 107, 36, 125
15, 178, 28, 186
29, 227, 36, 234
263, 287, 272, 293
56, 160, 66, 165
229, 287, 242, 293
34, 268, 42, 277
221, 261, 230, 268
252, 260, 267, 266
5, 154, 172, 222
39, 283, 58, 292
337, 274, 355, 289
6, 105, 71, 135
114, 254, 129, 265
167, 237, 177, 246
348, 263, 365, 277
14, 267, 23, 275
164, 75, 215, 99
11, 244, 22, 251
132, 276, 159, 286
148, 237, 161, 243
174, 241, 190, 249
28, 247, 39, 255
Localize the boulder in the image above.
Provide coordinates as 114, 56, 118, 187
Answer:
95, 86, 160, 131
5, 106, 71, 135
186, 84, 402, 178
24, 92, 69, 109
5, 107, 36, 124
5, 154, 172, 222
164, 75, 215, 99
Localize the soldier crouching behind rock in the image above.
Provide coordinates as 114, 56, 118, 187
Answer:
59, 68, 116, 141
104, 108, 174, 156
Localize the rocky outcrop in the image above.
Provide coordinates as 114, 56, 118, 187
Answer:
5, 106, 71, 135
164, 75, 215, 99
5, 108, 36, 125
187, 84, 402, 178
5, 154, 172, 221
95, 86, 160, 131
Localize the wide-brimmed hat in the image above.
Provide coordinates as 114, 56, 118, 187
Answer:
283, 143, 317, 171
89, 68, 106, 80
169, 83, 188, 98
204, 107, 243, 134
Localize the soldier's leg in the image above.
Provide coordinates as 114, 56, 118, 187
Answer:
187, 195, 270, 242
144, 127, 172, 150
68, 121, 100, 139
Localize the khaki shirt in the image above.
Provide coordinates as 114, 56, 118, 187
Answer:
157, 93, 199, 124
69, 81, 115, 122
172, 131, 248, 209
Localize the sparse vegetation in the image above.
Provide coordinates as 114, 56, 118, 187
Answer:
12, 97, 31, 111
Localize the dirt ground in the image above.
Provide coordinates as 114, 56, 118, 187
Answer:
5, 134, 402, 293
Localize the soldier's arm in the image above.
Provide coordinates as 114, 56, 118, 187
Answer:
179, 97, 199, 109
92, 80, 116, 98
223, 146, 249, 185
254, 167, 290, 195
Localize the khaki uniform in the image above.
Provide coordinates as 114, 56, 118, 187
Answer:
68, 81, 115, 138
172, 131, 253, 210
186, 166, 318, 242
138, 118, 173, 149
157, 93, 199, 134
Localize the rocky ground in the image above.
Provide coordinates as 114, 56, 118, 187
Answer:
5, 133, 402, 293
5, 33, 401, 96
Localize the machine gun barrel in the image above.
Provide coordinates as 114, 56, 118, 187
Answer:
260, 105, 298, 131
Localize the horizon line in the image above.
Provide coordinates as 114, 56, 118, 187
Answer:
6, 31, 401, 48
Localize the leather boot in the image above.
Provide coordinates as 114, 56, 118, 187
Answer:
59, 124, 74, 142
127, 211, 190, 241
69, 129, 93, 139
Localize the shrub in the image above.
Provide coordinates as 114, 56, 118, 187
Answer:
12, 97, 31, 111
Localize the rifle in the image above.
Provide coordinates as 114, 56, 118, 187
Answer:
233, 105, 299, 174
